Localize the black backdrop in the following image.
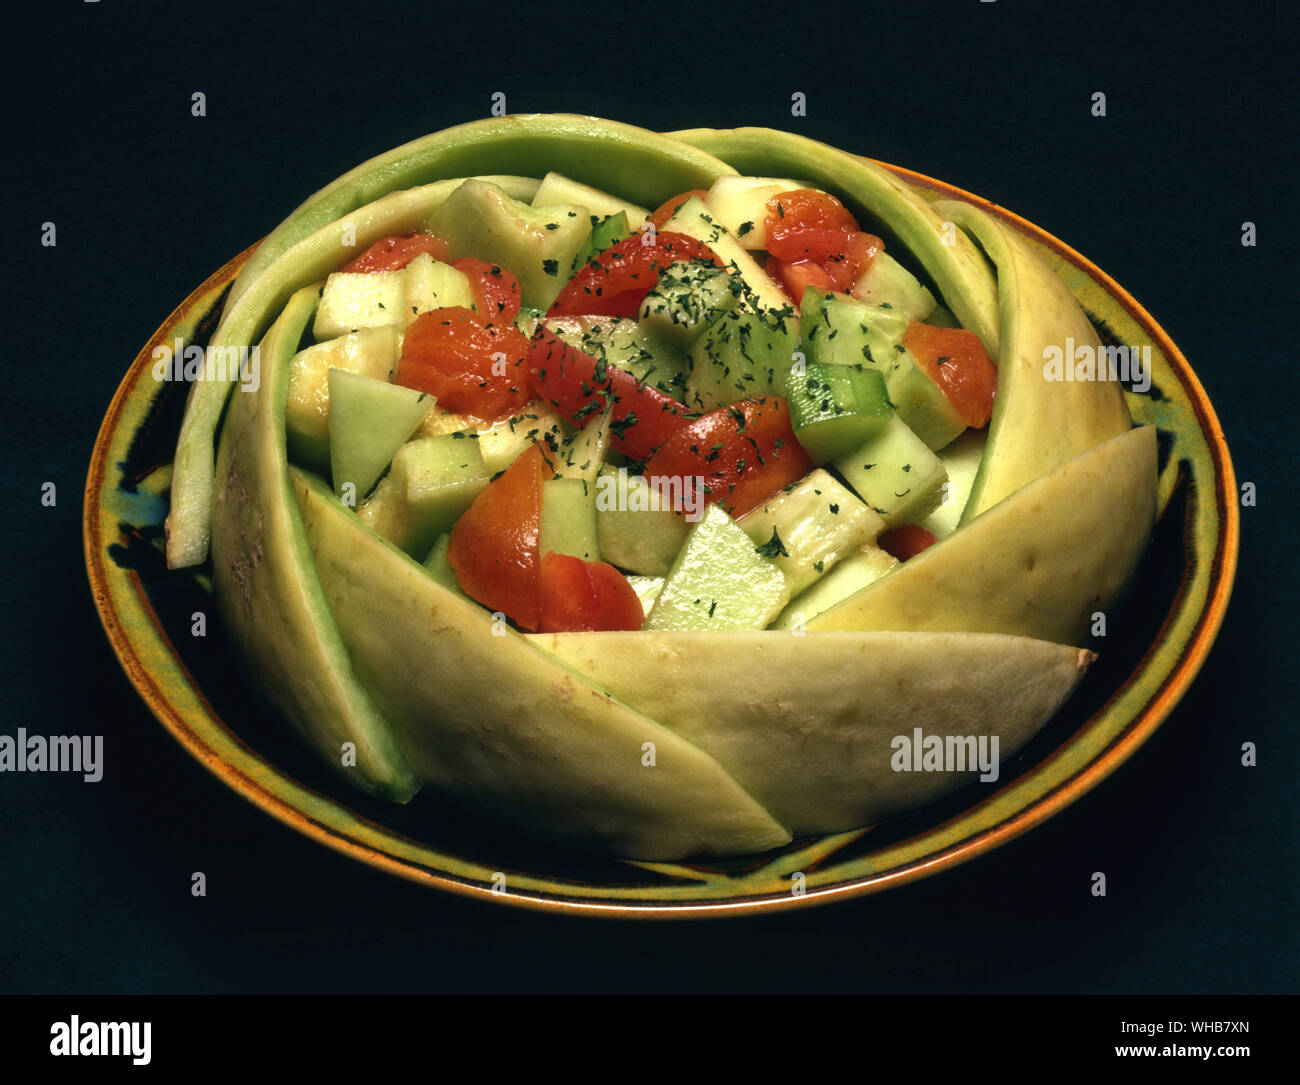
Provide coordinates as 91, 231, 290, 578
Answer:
0, 0, 1293, 994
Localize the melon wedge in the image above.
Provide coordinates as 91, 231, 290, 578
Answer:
807, 426, 1158, 646
291, 471, 792, 861
170, 178, 523, 569
936, 200, 1134, 519
210, 285, 419, 800
531, 630, 1094, 835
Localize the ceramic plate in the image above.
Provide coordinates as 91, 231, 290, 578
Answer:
84, 155, 1237, 917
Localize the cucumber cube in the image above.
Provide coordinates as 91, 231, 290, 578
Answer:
327, 369, 434, 500
880, 346, 967, 452
533, 174, 649, 228
833, 416, 948, 527
784, 361, 893, 464
314, 270, 408, 340
286, 326, 400, 471
625, 575, 665, 613
405, 253, 475, 318
660, 195, 791, 311
426, 179, 592, 312
644, 504, 789, 631
770, 544, 899, 628
638, 260, 743, 347
593, 466, 692, 577
571, 211, 632, 271
799, 289, 909, 370
357, 435, 489, 557
918, 427, 987, 539
685, 307, 800, 411
473, 406, 566, 475
737, 469, 884, 596
540, 478, 600, 562
851, 252, 937, 321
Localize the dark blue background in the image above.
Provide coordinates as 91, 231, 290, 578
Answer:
0, 0, 1293, 993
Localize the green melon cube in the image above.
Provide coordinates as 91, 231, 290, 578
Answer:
540, 478, 600, 562
833, 416, 948, 527
357, 435, 489, 557
644, 504, 789, 631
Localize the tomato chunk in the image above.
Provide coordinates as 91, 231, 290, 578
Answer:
538, 552, 644, 632
341, 232, 450, 273
395, 307, 532, 423
902, 321, 997, 428
446, 444, 549, 631
643, 398, 814, 517
548, 231, 721, 318
766, 255, 838, 306
766, 189, 859, 246
452, 257, 522, 323
822, 231, 882, 291
527, 328, 692, 462
879, 524, 938, 562
763, 190, 881, 299
647, 189, 711, 229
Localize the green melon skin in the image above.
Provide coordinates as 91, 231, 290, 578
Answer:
210, 285, 419, 801
291, 471, 792, 861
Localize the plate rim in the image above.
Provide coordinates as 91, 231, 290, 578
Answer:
83, 157, 1239, 919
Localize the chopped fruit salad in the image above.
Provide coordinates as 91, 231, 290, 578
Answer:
294, 174, 996, 633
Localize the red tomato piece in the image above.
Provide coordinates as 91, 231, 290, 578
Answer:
527, 329, 693, 462
766, 189, 860, 244
340, 232, 450, 273
822, 231, 882, 291
764, 189, 881, 291
878, 524, 938, 562
452, 257, 522, 323
548, 231, 722, 318
643, 398, 814, 517
902, 321, 998, 428
446, 443, 549, 632
766, 255, 838, 307
647, 189, 711, 229
538, 552, 645, 632
395, 307, 531, 422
